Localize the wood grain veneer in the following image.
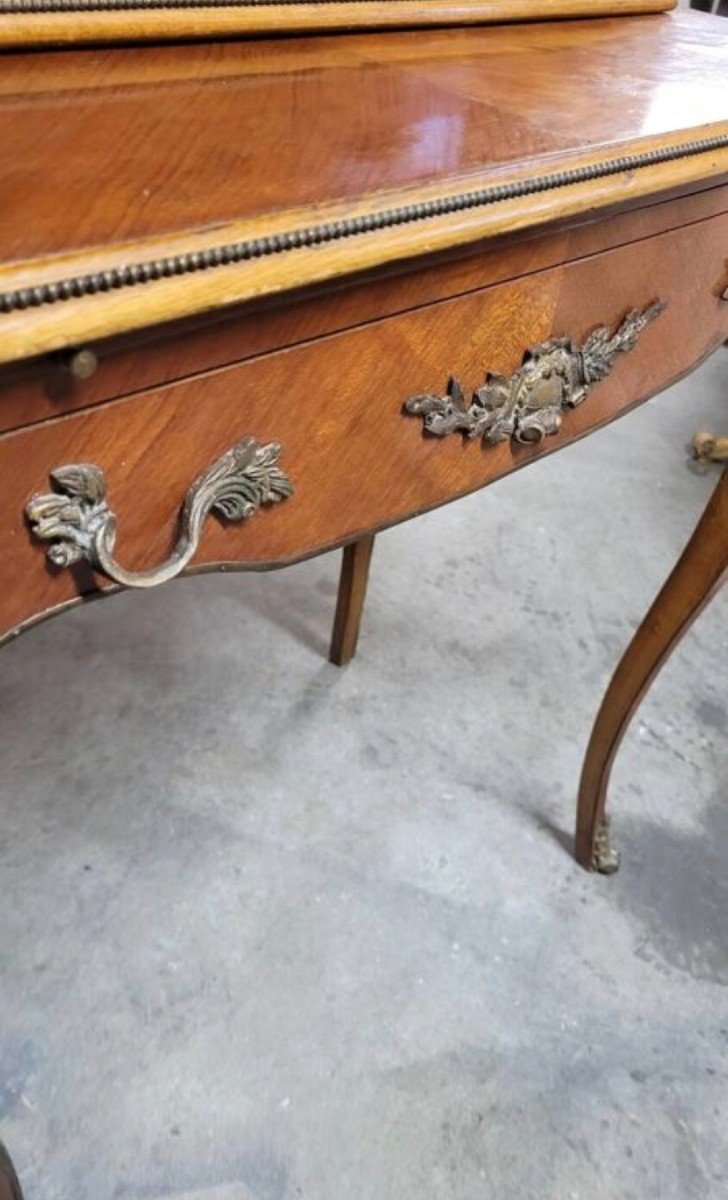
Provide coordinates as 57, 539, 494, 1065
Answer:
2, 209, 726, 643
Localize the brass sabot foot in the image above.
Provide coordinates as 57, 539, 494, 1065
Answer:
693, 431, 728, 464
592, 817, 621, 875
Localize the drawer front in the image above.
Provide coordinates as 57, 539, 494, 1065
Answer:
1, 186, 727, 436
1, 213, 727, 642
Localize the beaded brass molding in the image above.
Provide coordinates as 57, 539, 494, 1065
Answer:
2, 0, 440, 7
26, 437, 293, 589
7, 0, 450, 7
404, 302, 665, 447
1, 136, 725, 316
0, 0, 675, 14
0, 2, 676, 52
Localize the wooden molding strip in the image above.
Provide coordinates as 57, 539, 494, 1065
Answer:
0, 126, 726, 368
0, 0, 676, 46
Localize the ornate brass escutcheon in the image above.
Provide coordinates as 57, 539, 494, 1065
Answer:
26, 436, 293, 589
404, 302, 665, 447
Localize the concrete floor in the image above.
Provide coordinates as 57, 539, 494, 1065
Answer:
1, 352, 726, 1200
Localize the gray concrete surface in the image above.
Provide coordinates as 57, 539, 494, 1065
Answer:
1, 352, 726, 1200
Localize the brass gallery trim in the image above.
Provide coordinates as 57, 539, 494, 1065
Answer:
26, 436, 293, 589
1, 134, 727, 315
1, 0, 451, 7
405, 302, 665, 447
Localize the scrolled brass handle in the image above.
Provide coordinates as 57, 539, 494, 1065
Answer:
26, 436, 293, 589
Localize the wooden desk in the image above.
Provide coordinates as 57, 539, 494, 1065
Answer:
1, 11, 727, 851
1, 7, 727, 1191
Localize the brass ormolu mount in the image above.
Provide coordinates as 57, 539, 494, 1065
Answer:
26, 437, 293, 589
404, 303, 665, 448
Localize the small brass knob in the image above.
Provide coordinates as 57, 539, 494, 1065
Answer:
64, 347, 99, 380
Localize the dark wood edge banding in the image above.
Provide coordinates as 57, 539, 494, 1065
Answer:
2, 133, 727, 317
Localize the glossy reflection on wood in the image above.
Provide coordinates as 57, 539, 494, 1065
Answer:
330, 534, 376, 666
3, 9, 719, 263
575, 468, 728, 872
0, 12, 727, 367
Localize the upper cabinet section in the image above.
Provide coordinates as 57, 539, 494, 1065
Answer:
0, 0, 676, 49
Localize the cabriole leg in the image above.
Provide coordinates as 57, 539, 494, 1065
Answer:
0, 1141, 25, 1200
575, 467, 728, 873
329, 534, 375, 666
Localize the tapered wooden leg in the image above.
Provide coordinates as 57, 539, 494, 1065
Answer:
575, 468, 728, 872
329, 534, 375, 666
0, 1141, 24, 1200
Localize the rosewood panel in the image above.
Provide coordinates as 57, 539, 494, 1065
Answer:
1, 211, 726, 642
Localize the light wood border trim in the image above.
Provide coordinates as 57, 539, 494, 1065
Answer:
0, 1, 676, 47
0, 124, 726, 368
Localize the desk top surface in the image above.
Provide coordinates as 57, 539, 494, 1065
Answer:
0, 10, 727, 366
2, 11, 727, 265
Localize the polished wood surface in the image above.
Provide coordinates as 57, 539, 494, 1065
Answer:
0, 13, 726, 363
2, 12, 723, 259
2, 210, 726, 643
575, 468, 728, 871
330, 534, 376, 666
0, 1, 676, 49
